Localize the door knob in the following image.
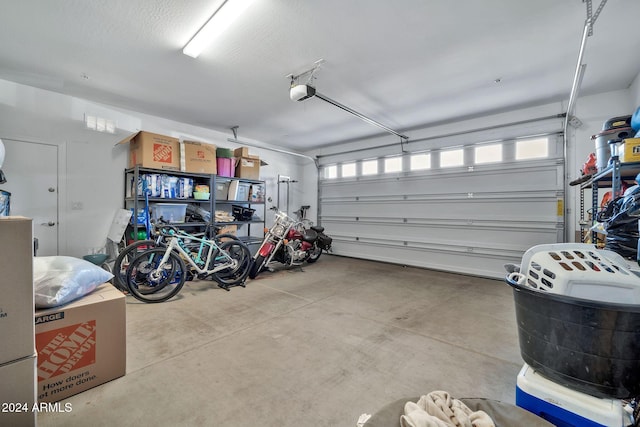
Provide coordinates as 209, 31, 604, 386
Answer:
41, 221, 56, 227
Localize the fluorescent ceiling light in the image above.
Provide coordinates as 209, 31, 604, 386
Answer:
183, 0, 255, 58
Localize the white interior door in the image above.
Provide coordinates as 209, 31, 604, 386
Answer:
0, 139, 58, 255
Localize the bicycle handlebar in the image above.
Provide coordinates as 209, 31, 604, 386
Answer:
158, 224, 180, 237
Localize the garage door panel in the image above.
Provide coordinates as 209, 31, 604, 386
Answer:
330, 240, 519, 279
319, 133, 564, 278
321, 162, 562, 198
321, 198, 561, 221
325, 221, 560, 252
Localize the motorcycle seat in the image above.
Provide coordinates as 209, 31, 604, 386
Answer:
302, 229, 318, 243
310, 226, 324, 233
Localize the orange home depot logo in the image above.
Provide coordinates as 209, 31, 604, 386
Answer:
153, 143, 173, 163
197, 150, 205, 159
36, 321, 96, 381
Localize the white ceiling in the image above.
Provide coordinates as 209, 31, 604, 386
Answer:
1, 0, 639, 151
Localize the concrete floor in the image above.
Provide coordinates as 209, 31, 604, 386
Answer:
39, 255, 524, 427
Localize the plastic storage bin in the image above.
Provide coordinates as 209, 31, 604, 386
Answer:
507, 277, 640, 398
152, 203, 187, 223
215, 181, 230, 200
515, 243, 640, 304
516, 364, 628, 427
217, 158, 234, 177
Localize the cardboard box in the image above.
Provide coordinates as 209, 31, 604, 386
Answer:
621, 138, 640, 163
0, 217, 35, 365
233, 147, 258, 159
181, 140, 217, 174
0, 355, 37, 427
216, 225, 238, 236
117, 131, 180, 171
235, 157, 260, 180
34, 284, 126, 403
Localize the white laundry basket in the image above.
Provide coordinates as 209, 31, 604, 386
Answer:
516, 243, 640, 304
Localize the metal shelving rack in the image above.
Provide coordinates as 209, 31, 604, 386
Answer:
213, 176, 265, 248
579, 160, 640, 243
124, 166, 265, 246
124, 166, 214, 240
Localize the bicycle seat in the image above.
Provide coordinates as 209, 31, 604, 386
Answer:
310, 226, 324, 233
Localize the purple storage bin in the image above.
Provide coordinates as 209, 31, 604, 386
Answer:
217, 158, 234, 177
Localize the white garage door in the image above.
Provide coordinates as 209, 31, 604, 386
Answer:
318, 128, 565, 279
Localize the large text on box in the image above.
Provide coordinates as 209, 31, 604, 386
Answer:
36, 320, 96, 381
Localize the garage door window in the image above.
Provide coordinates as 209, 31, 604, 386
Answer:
362, 159, 378, 175
323, 165, 337, 179
384, 156, 402, 173
440, 148, 464, 168
341, 162, 356, 178
475, 143, 502, 164
410, 153, 431, 170
516, 137, 548, 160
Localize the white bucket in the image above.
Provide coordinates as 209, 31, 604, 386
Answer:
593, 127, 635, 171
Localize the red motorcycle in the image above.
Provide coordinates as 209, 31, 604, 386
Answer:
248, 210, 332, 279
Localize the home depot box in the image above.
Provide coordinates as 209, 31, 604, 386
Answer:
0, 217, 35, 365
34, 284, 126, 403
621, 138, 640, 163
181, 140, 217, 174
0, 355, 37, 427
117, 131, 180, 170
235, 157, 260, 180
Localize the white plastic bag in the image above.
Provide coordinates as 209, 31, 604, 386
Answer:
34, 256, 114, 308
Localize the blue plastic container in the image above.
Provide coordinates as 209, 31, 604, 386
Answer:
0, 190, 10, 216
632, 106, 640, 131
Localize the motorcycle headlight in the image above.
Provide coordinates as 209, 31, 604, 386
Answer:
272, 224, 285, 237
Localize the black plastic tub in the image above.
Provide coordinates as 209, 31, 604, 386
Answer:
507, 279, 640, 398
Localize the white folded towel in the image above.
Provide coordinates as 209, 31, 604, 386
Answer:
400, 391, 495, 427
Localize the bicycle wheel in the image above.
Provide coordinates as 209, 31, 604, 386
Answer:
126, 248, 186, 303
113, 240, 160, 292
212, 240, 252, 288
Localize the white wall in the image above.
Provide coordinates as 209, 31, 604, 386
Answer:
0, 79, 306, 257
631, 71, 640, 107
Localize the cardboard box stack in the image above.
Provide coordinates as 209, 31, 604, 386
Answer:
118, 131, 260, 180
234, 147, 260, 180
34, 284, 126, 403
0, 217, 37, 427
